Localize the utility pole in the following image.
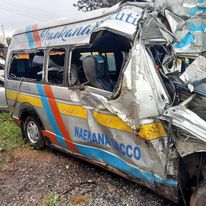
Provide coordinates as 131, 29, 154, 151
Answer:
1, 24, 7, 46
1, 24, 5, 38
0, 24, 7, 59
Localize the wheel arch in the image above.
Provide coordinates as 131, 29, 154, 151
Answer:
18, 103, 44, 130
178, 152, 206, 205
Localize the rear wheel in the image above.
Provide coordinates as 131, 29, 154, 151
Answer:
190, 180, 206, 206
23, 115, 45, 149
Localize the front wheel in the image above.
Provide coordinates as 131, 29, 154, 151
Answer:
190, 180, 206, 206
23, 116, 45, 149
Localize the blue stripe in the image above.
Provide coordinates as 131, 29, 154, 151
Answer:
188, 23, 206, 32
25, 26, 35, 48
76, 144, 177, 186
36, 83, 177, 186
173, 32, 195, 49
36, 84, 67, 147
198, 0, 206, 3
188, 8, 206, 16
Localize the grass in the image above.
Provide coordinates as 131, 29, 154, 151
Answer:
0, 112, 25, 152
44, 193, 60, 206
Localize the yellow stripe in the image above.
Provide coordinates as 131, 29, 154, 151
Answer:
6, 90, 167, 140
6, 90, 42, 108
94, 111, 132, 132
6, 90, 87, 119
58, 102, 87, 119
94, 111, 166, 140
138, 122, 167, 140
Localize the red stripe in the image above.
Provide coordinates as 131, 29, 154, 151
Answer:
13, 117, 21, 127
42, 130, 58, 144
32, 25, 42, 48
43, 85, 78, 152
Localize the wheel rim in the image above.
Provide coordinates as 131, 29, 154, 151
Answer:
26, 121, 40, 144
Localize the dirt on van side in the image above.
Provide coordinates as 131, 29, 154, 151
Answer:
0, 147, 176, 206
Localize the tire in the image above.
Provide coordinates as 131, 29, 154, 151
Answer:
23, 115, 45, 149
190, 180, 206, 206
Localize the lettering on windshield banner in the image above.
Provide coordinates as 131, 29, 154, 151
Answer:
40, 10, 141, 46
40, 21, 102, 45
108, 10, 141, 26
74, 126, 141, 161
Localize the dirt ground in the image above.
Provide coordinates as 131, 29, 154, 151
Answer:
0, 147, 176, 206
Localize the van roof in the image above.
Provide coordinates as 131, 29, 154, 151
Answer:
13, 1, 153, 36
13, 2, 122, 36
9, 1, 152, 51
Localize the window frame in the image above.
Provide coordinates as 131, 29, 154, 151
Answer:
68, 44, 130, 99
68, 44, 92, 87
8, 46, 70, 87
8, 49, 45, 83
68, 45, 118, 95
44, 46, 70, 87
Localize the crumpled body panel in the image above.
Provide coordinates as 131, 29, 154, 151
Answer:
6, 1, 206, 203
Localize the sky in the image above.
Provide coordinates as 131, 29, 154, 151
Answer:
0, 0, 81, 36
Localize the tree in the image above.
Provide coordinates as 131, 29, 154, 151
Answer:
73, 0, 122, 12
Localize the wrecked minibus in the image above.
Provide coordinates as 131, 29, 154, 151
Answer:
4, 1, 206, 205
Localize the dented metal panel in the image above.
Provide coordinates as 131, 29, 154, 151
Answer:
6, 0, 206, 204
164, 105, 206, 142
102, 43, 170, 130
180, 55, 206, 87
92, 6, 144, 39
9, 4, 145, 51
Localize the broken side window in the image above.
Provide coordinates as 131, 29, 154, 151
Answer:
70, 31, 131, 92
9, 51, 44, 82
47, 48, 66, 85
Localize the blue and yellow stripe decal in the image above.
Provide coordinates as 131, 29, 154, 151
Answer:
6, 87, 176, 186
6, 89, 167, 140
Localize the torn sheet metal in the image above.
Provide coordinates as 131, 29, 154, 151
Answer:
130, 43, 171, 119
93, 5, 144, 40
9, 1, 206, 203
173, 14, 206, 55
102, 43, 170, 130
179, 89, 206, 120
180, 55, 206, 85
175, 137, 206, 157
141, 13, 174, 44
11, 4, 145, 51
155, 1, 206, 55
164, 105, 206, 142
155, 0, 206, 17
164, 9, 184, 35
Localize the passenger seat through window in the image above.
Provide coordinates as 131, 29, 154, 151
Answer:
82, 55, 114, 92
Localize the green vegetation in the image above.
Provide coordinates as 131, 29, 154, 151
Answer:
44, 193, 60, 206
0, 112, 25, 152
